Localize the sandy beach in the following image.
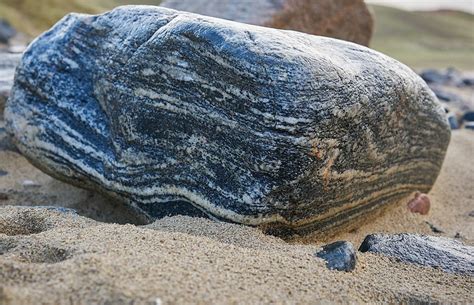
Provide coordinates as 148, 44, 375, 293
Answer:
0, 129, 473, 304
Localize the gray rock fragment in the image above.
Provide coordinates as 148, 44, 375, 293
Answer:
0, 120, 18, 152
359, 233, 474, 276
0, 52, 21, 116
316, 241, 356, 272
5, 6, 450, 233
447, 113, 459, 130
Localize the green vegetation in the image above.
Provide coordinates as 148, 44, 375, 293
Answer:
0, 0, 162, 37
0, 1, 472, 69
370, 5, 474, 69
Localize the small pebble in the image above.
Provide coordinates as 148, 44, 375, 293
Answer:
407, 192, 430, 215
425, 221, 444, 233
22, 180, 41, 188
315, 241, 357, 272
447, 113, 459, 130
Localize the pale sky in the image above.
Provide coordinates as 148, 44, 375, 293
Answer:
365, 0, 474, 13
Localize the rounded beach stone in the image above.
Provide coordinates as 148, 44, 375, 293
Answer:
407, 192, 431, 215
5, 6, 450, 234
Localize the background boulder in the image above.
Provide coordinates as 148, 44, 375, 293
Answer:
161, 0, 373, 46
266, 0, 373, 46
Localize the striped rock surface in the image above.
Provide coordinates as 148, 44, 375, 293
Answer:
5, 6, 450, 234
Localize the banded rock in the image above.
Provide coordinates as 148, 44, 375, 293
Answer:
5, 6, 450, 234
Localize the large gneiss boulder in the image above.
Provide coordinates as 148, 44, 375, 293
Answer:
5, 6, 450, 234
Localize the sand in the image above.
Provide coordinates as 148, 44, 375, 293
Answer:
0, 129, 473, 304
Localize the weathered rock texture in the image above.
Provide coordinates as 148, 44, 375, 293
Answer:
267, 0, 373, 46
161, 0, 373, 46
359, 234, 474, 276
5, 6, 450, 234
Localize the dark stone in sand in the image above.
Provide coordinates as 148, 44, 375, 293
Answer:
359, 233, 474, 275
5, 6, 450, 233
316, 241, 356, 272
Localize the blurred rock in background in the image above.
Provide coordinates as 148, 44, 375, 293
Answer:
0, 53, 20, 117
419, 68, 474, 130
161, 0, 373, 46
266, 0, 373, 46
0, 19, 15, 44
